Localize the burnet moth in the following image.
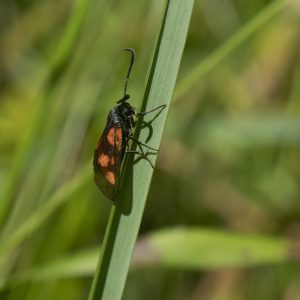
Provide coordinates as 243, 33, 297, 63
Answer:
93, 48, 165, 201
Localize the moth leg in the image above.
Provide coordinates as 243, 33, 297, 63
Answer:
135, 104, 166, 116
125, 150, 155, 168
129, 135, 158, 152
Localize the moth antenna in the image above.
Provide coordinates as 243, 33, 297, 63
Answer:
123, 48, 135, 100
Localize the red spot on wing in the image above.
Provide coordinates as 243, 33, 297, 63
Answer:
105, 171, 116, 185
107, 128, 123, 150
98, 154, 109, 167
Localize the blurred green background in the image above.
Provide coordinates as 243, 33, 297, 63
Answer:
1, 0, 300, 299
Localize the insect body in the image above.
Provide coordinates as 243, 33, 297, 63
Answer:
93, 48, 165, 201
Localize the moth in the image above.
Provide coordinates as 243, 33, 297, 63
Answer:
93, 48, 165, 201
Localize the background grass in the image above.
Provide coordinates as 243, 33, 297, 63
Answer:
0, 0, 300, 299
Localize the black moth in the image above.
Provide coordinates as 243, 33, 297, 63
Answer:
93, 48, 165, 201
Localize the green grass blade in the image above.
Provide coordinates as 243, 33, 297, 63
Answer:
0, 0, 92, 226
174, 0, 288, 101
88, 1, 194, 299
0, 163, 90, 263
2, 248, 99, 289
2, 228, 295, 288
135, 228, 290, 269
49, 0, 92, 75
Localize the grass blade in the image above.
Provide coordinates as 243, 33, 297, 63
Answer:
0, 0, 92, 226
2, 228, 296, 288
0, 163, 90, 263
135, 228, 290, 269
88, 1, 194, 299
174, 0, 288, 101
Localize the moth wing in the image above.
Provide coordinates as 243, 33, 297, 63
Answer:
93, 125, 124, 201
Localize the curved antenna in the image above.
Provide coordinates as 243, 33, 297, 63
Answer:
123, 48, 135, 100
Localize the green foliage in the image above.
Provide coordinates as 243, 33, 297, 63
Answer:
143, 228, 288, 269
0, 0, 300, 299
